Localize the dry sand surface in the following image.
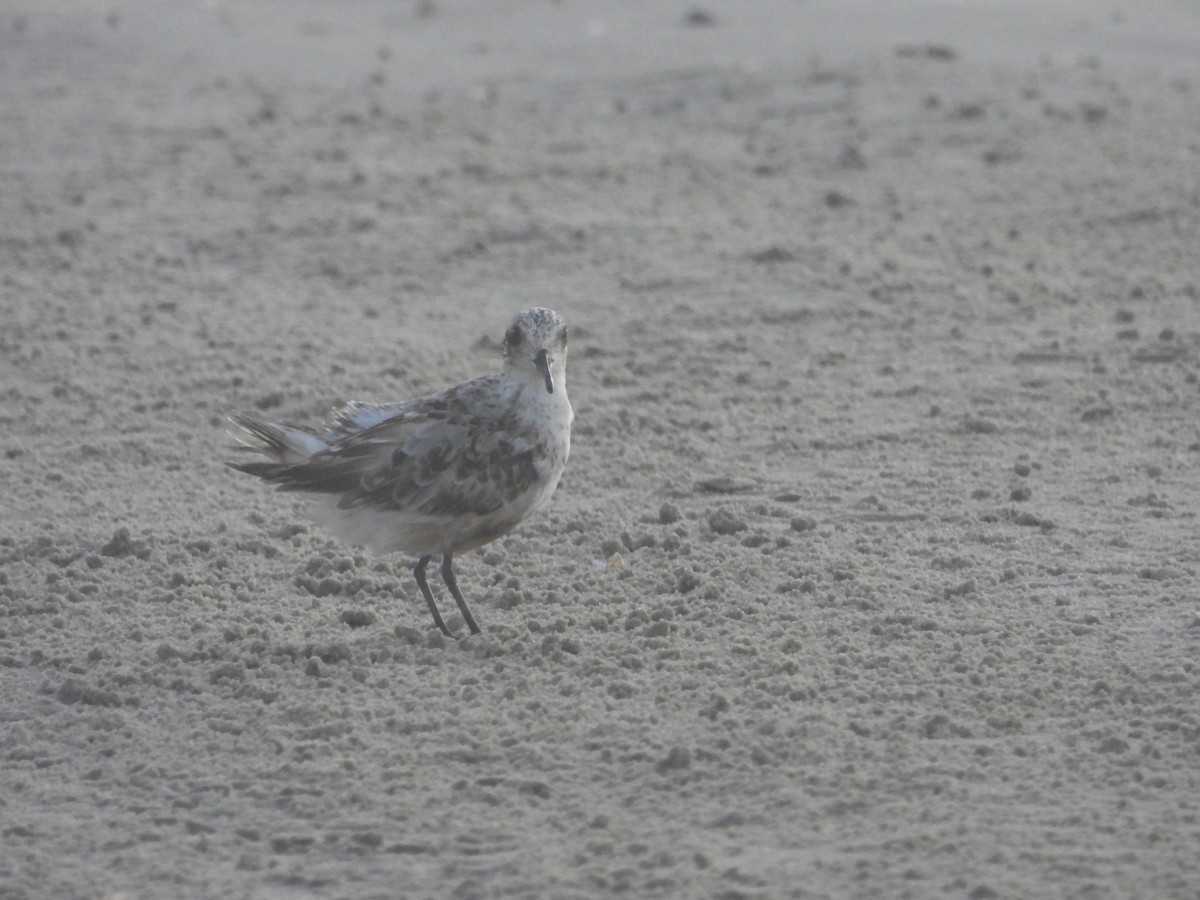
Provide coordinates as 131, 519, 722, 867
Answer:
3, 1, 1200, 897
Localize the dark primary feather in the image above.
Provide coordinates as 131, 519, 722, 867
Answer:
227, 411, 316, 460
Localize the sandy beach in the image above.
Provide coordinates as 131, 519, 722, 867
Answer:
2, 2, 1199, 897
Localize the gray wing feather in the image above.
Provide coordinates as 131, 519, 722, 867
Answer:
324, 400, 411, 441
251, 379, 540, 518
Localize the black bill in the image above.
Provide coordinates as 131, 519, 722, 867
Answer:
534, 349, 554, 393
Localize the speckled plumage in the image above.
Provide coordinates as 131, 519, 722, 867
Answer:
228, 308, 572, 636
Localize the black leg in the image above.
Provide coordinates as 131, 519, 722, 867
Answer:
414, 555, 451, 637
441, 552, 481, 635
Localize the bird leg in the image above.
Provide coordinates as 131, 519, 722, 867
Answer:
413, 555, 452, 637
441, 552, 482, 635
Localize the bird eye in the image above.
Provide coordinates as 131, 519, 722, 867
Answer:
504, 325, 522, 347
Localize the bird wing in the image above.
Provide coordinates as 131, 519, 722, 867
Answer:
321, 400, 412, 441
267, 377, 542, 519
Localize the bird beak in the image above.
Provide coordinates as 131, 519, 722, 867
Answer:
533, 349, 554, 393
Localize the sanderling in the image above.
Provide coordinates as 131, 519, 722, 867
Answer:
227, 307, 572, 637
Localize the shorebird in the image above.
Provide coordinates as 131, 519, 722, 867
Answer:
228, 307, 572, 637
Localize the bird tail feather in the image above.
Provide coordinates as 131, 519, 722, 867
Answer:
226, 411, 327, 478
